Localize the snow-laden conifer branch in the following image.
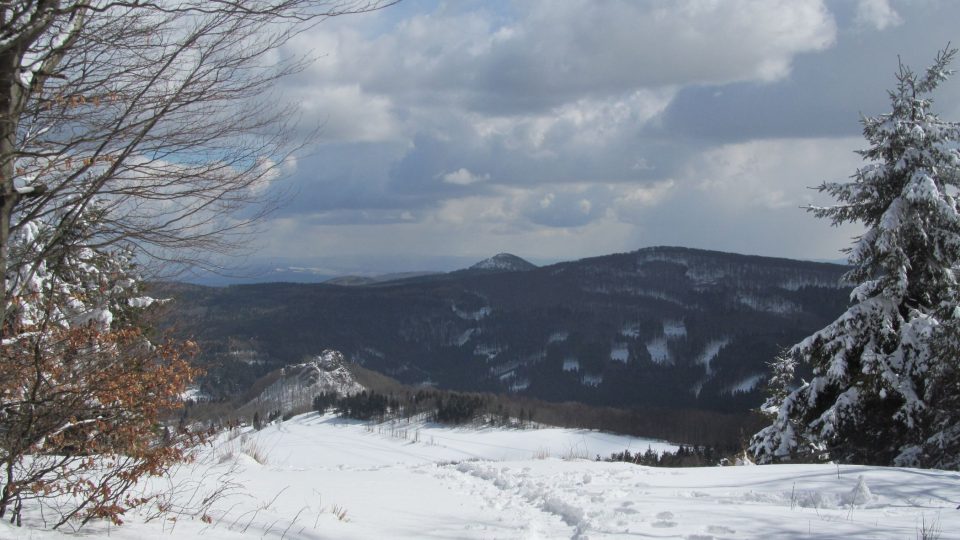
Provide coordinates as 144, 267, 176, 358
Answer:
752, 46, 960, 468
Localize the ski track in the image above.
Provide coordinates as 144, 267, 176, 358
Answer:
449, 461, 678, 539
432, 463, 577, 539
441, 459, 960, 539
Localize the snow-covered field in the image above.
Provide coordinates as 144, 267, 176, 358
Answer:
4, 413, 959, 539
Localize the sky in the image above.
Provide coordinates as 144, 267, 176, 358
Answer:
244, 0, 960, 275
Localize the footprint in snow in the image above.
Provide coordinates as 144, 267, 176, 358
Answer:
652, 510, 677, 528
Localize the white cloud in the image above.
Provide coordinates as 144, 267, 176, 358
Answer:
440, 168, 489, 185
855, 0, 903, 31
688, 137, 864, 210
249, 157, 280, 195
631, 158, 654, 171
289, 0, 836, 118
258, 204, 637, 263
244, 1, 960, 270
614, 180, 676, 210
513, 0, 837, 87
291, 84, 398, 142
432, 193, 514, 227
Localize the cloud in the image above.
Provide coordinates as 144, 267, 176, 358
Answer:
241, 1, 960, 274
613, 181, 676, 214
687, 138, 865, 211
292, 0, 836, 116
286, 84, 399, 142
855, 0, 903, 31
607, 137, 866, 258
440, 168, 489, 185
522, 187, 605, 228
654, 2, 960, 142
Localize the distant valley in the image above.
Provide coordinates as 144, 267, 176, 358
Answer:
159, 246, 851, 413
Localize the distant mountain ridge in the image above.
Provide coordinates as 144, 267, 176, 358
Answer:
468, 253, 537, 272
324, 271, 442, 286
162, 246, 851, 413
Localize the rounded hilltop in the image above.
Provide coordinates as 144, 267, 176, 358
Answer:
468, 253, 537, 272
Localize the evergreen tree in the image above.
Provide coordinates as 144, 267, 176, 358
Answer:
751, 48, 960, 467
760, 349, 796, 420
927, 319, 960, 468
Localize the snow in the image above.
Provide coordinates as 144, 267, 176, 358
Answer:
663, 319, 687, 338
473, 343, 502, 360
453, 328, 477, 346
491, 361, 520, 377
229, 349, 266, 365
246, 352, 363, 413
609, 342, 629, 363
779, 277, 846, 291
645, 337, 671, 364
581, 373, 603, 386
581, 285, 683, 304
508, 379, 530, 392
548, 330, 569, 343
737, 292, 800, 314
469, 253, 535, 271
452, 304, 491, 320
724, 373, 766, 394
562, 357, 580, 371
4, 412, 960, 539
619, 323, 640, 338
696, 338, 730, 375
181, 386, 210, 401
128, 296, 157, 308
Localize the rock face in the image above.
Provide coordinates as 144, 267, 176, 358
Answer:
247, 349, 364, 415
282, 350, 364, 396
468, 253, 537, 272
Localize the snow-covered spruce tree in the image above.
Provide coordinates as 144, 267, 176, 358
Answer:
926, 308, 960, 469
751, 48, 960, 467
0, 208, 200, 527
759, 349, 796, 421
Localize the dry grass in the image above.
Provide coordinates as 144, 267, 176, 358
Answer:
215, 433, 269, 465
329, 504, 349, 522
918, 513, 942, 540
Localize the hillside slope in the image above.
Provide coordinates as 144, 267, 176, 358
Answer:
6, 414, 957, 539
161, 246, 851, 412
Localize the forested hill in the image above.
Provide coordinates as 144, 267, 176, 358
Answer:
161, 246, 850, 413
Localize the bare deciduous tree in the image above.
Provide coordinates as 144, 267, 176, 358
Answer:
0, 0, 395, 528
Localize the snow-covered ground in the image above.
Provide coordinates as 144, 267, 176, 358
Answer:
4, 413, 959, 539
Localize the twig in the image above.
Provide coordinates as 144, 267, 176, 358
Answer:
281, 506, 308, 539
